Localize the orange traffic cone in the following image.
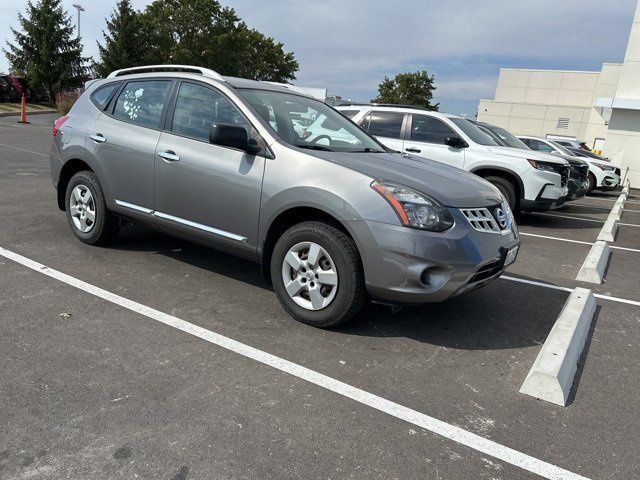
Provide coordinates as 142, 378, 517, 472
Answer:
17, 93, 29, 124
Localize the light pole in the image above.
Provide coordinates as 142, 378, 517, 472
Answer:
72, 4, 85, 39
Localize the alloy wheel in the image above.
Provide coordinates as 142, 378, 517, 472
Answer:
69, 184, 96, 233
281, 241, 338, 310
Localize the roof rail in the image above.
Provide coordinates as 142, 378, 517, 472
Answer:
336, 102, 431, 111
107, 65, 225, 81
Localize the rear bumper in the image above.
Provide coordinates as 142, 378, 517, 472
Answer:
346, 210, 519, 304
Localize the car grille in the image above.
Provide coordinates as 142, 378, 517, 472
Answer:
560, 166, 569, 187
460, 203, 511, 234
570, 165, 589, 180
469, 259, 504, 283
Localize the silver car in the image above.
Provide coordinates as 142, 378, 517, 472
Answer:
50, 65, 520, 327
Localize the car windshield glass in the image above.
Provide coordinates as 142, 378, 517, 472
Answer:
238, 89, 385, 152
484, 125, 529, 149
550, 141, 575, 156
449, 118, 497, 146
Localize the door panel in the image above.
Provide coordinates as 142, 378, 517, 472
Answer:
404, 114, 465, 169
154, 133, 264, 250
87, 79, 172, 211
87, 113, 161, 210
154, 81, 264, 255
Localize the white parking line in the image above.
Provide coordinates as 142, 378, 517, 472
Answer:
567, 203, 640, 213
530, 212, 640, 228
519, 232, 640, 253
529, 212, 604, 223
0, 142, 48, 157
0, 246, 590, 480
502, 276, 640, 307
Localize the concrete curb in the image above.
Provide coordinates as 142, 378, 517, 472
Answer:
611, 203, 623, 221
520, 288, 596, 406
576, 241, 610, 284
597, 217, 618, 242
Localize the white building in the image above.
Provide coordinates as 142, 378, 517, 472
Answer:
477, 1, 640, 186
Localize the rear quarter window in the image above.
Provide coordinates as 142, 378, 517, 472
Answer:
90, 83, 119, 110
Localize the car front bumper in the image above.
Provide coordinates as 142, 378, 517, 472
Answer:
346, 210, 520, 304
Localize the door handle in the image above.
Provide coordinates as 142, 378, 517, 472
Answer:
405, 147, 421, 153
157, 150, 180, 162
89, 133, 106, 143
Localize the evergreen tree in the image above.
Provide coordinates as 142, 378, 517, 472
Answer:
4, 0, 88, 104
95, 0, 146, 77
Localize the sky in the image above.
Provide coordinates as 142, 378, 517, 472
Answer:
0, 0, 637, 116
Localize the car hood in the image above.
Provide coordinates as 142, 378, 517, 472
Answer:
484, 145, 569, 165
306, 150, 503, 208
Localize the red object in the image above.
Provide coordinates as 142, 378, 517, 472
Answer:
371, 181, 410, 226
52, 115, 69, 136
17, 94, 29, 124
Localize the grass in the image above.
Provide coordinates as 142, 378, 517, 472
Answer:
0, 103, 56, 114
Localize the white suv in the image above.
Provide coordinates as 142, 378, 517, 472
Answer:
336, 105, 569, 212
518, 136, 621, 192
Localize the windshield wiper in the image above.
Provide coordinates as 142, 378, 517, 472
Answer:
295, 144, 334, 151
350, 147, 386, 153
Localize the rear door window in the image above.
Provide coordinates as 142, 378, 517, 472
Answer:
112, 80, 172, 129
366, 111, 405, 139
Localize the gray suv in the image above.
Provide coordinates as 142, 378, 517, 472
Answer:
50, 65, 520, 327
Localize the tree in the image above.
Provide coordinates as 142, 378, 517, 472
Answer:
95, 0, 146, 77
373, 71, 439, 110
4, 0, 89, 104
140, 0, 298, 82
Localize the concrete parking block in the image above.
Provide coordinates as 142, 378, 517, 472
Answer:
611, 203, 623, 221
597, 217, 618, 242
576, 241, 611, 284
520, 288, 596, 406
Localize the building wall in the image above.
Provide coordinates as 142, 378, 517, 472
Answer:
477, 67, 622, 148
604, 1, 640, 186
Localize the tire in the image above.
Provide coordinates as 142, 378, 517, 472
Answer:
271, 221, 366, 328
485, 176, 518, 212
65, 171, 119, 245
587, 172, 597, 193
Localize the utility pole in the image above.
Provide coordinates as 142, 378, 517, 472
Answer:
72, 4, 85, 39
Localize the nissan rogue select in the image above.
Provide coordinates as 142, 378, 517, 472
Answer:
51, 65, 520, 327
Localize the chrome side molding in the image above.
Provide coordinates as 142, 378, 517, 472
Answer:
113, 199, 247, 243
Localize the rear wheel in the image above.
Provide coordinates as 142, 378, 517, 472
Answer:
484, 176, 518, 212
271, 221, 365, 328
65, 171, 119, 245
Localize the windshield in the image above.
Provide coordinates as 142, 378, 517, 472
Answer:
449, 118, 498, 146
550, 141, 576, 157
238, 89, 385, 153
484, 125, 529, 150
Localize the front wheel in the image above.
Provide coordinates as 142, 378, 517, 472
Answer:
587, 172, 597, 193
271, 221, 365, 328
484, 176, 518, 212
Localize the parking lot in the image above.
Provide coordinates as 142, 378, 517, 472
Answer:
1, 113, 639, 479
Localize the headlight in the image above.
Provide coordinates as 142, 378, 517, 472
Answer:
527, 159, 563, 172
595, 163, 616, 172
371, 180, 454, 232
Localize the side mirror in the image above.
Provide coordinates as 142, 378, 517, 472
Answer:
209, 123, 262, 155
445, 136, 467, 149
550, 151, 562, 156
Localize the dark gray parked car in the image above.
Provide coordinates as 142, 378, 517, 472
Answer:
50, 65, 519, 327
